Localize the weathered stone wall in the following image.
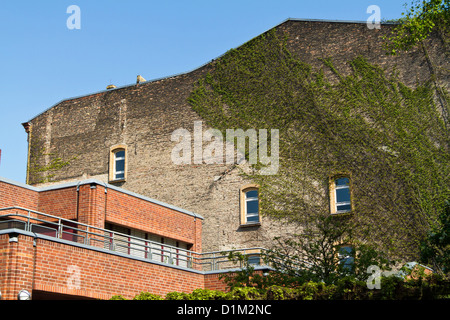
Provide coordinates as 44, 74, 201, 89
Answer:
23, 19, 448, 253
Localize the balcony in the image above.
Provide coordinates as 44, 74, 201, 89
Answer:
0, 206, 268, 273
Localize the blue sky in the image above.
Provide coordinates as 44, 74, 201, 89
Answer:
0, 0, 407, 183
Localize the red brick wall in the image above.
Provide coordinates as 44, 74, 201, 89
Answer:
0, 231, 234, 300
0, 234, 35, 300
0, 235, 11, 299
105, 187, 202, 251
204, 273, 230, 292
0, 181, 38, 212
76, 184, 106, 229
1, 233, 206, 300
0, 179, 213, 299
38, 187, 78, 220
203, 270, 265, 292
0, 180, 201, 252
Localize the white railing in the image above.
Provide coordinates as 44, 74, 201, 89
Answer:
0, 206, 196, 269
0, 206, 268, 272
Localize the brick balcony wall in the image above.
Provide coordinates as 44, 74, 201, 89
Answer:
105, 186, 202, 252
0, 232, 206, 300
0, 234, 35, 300
0, 177, 213, 299
0, 177, 202, 251
0, 180, 39, 212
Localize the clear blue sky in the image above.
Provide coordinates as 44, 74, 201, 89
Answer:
0, 0, 407, 183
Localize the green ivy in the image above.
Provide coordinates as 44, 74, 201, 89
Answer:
188, 28, 449, 260
383, 0, 449, 55
28, 137, 77, 184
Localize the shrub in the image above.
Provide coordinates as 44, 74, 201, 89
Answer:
111, 273, 449, 300
164, 291, 190, 300
132, 292, 163, 300
186, 288, 229, 300
228, 287, 263, 300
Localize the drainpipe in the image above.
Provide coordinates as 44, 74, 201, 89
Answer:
21, 122, 32, 184
31, 232, 38, 298
76, 181, 81, 221
103, 182, 108, 227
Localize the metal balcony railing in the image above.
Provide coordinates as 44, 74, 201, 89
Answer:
0, 206, 268, 272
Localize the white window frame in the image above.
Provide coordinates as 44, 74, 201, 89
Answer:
329, 175, 352, 215
240, 184, 261, 226
109, 144, 127, 183
113, 150, 125, 180
245, 190, 259, 223
334, 178, 351, 214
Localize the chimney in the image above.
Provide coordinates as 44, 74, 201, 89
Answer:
136, 75, 146, 84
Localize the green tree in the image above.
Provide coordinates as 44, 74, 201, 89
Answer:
264, 215, 354, 286
383, 0, 449, 55
263, 216, 395, 286
420, 200, 450, 275
220, 215, 395, 289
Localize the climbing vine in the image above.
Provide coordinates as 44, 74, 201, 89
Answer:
29, 137, 77, 184
383, 0, 449, 55
188, 29, 449, 260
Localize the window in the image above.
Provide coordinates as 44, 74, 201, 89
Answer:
240, 184, 260, 226
109, 145, 127, 182
245, 249, 262, 266
248, 255, 261, 266
114, 150, 125, 180
338, 245, 354, 271
245, 190, 259, 223
329, 175, 352, 214
105, 223, 191, 267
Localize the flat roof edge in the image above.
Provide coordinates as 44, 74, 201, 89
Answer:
0, 176, 39, 191
286, 17, 399, 25
0, 229, 205, 274
0, 176, 204, 220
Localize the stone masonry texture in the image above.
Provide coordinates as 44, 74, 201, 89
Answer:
23, 19, 448, 254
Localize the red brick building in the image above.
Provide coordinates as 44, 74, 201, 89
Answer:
0, 176, 260, 300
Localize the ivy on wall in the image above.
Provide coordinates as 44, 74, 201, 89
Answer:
28, 137, 76, 184
188, 29, 449, 260
383, 0, 449, 55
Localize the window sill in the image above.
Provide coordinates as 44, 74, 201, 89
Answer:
109, 179, 126, 184
330, 211, 353, 217
239, 222, 261, 228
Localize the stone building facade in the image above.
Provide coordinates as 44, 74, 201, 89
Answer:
21, 19, 448, 254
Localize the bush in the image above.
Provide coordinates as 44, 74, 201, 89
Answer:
420, 200, 450, 275
332, 277, 370, 300
164, 291, 190, 300
133, 292, 163, 300
228, 287, 263, 300
111, 273, 449, 300
184, 288, 229, 300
